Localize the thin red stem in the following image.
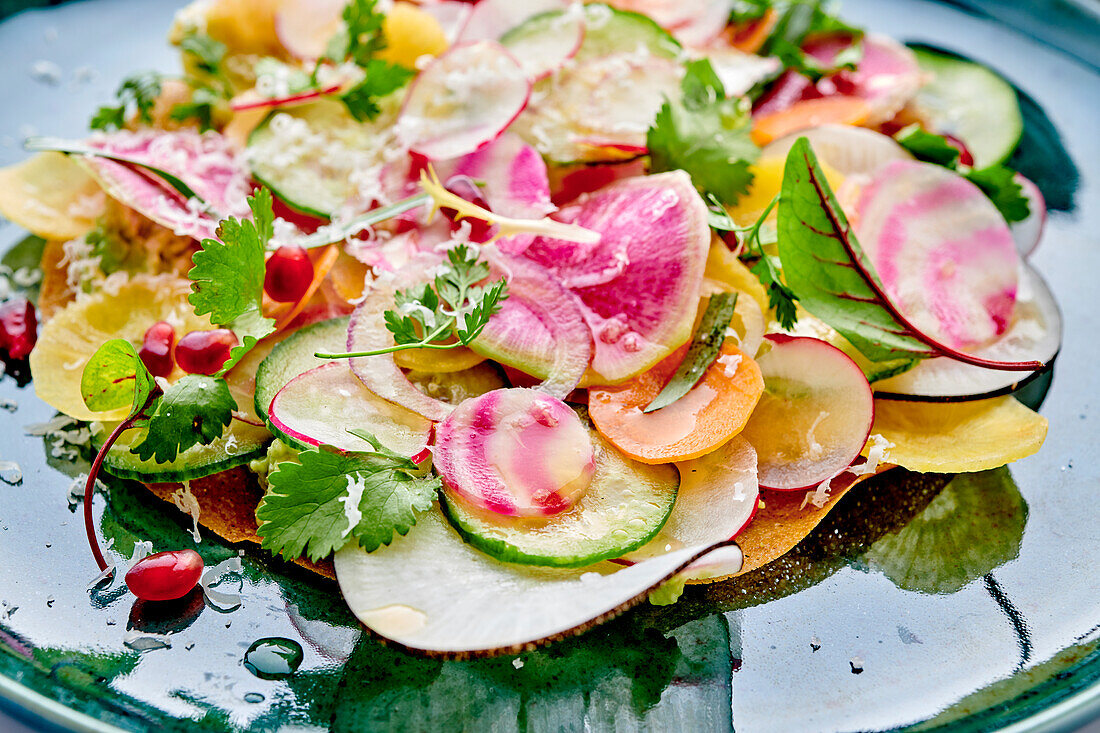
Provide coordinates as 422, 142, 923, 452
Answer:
83, 418, 132, 572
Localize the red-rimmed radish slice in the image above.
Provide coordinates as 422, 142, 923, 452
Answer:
524, 170, 710, 382
1012, 175, 1046, 258
874, 264, 1060, 401
268, 362, 432, 460
275, 0, 345, 60
420, 1, 474, 44
397, 41, 531, 161
230, 83, 342, 112
854, 159, 1020, 351
740, 335, 874, 490
346, 281, 455, 423
456, 0, 566, 43
468, 255, 593, 398
623, 437, 759, 563
762, 124, 912, 179
333, 506, 737, 656
499, 5, 585, 82
80, 129, 252, 239
803, 33, 923, 125
435, 388, 595, 517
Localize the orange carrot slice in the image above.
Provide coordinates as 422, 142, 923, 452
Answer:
751, 97, 871, 146
588, 343, 764, 465
729, 8, 778, 55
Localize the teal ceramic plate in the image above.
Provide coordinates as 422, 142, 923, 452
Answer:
0, 1, 1098, 730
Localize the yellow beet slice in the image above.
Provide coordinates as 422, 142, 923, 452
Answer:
868, 396, 1047, 473
0, 153, 104, 240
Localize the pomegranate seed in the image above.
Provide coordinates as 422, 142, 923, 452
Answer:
441, 174, 495, 243
138, 321, 176, 378
175, 329, 238, 375
0, 297, 37, 360
942, 133, 975, 167
264, 245, 314, 303
125, 549, 204, 601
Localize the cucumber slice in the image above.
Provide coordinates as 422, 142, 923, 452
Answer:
254, 316, 350, 425
246, 98, 398, 217
99, 420, 270, 483
910, 46, 1023, 169
441, 423, 678, 568
573, 4, 681, 61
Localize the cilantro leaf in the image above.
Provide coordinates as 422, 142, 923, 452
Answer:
894, 123, 961, 167
327, 0, 388, 66
964, 165, 1030, 224
80, 338, 156, 416
751, 255, 799, 331
90, 71, 162, 131
131, 375, 235, 463
759, 1, 864, 82
256, 440, 439, 561
341, 59, 414, 122
179, 33, 227, 79
648, 59, 758, 207
169, 87, 223, 132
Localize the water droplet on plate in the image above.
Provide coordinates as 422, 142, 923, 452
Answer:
243, 692, 265, 704
244, 637, 304, 680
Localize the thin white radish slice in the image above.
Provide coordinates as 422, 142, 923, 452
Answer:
1012, 175, 1046, 258
397, 41, 532, 161
762, 124, 913, 179
697, 46, 781, 98
268, 362, 433, 461
624, 437, 759, 562
435, 389, 595, 517
346, 282, 455, 423
854, 159, 1020, 351
456, 0, 566, 43
333, 506, 737, 656
740, 335, 874, 491
874, 264, 1060, 401
468, 255, 593, 398
275, 0, 345, 60
500, 6, 586, 82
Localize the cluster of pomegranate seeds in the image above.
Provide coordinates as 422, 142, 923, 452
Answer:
0, 297, 37, 360
264, 245, 314, 303
176, 328, 238, 375
138, 321, 176, 378
125, 549, 204, 601
441, 174, 496, 243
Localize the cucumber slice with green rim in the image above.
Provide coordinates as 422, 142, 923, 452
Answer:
573, 3, 681, 61
254, 316, 350, 425
246, 98, 398, 217
909, 46, 1023, 169
441, 423, 678, 568
97, 421, 270, 483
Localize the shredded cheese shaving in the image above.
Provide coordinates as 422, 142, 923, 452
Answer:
171, 481, 202, 543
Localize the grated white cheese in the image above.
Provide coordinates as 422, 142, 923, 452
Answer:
200, 556, 243, 611
341, 474, 368, 539
124, 630, 172, 651
0, 459, 23, 485
716, 353, 742, 378
850, 434, 894, 476
171, 482, 202, 543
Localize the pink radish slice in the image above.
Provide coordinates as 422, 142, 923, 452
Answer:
874, 264, 1060, 401
269, 362, 433, 460
623, 437, 760, 562
854, 159, 1020, 351
230, 83, 342, 112
740, 335, 874, 491
549, 159, 648, 206
803, 33, 923, 125
468, 255, 593, 398
81, 130, 252, 240
275, 0, 345, 60
1011, 175, 1046, 258
501, 7, 585, 82
761, 124, 913, 179
346, 278, 455, 423
397, 41, 532, 161
523, 170, 710, 382
456, 0, 566, 43
434, 388, 595, 517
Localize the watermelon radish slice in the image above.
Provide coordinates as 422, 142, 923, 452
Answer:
548, 159, 648, 206
762, 124, 913, 179
523, 171, 710, 382
873, 264, 1060, 402
854, 159, 1020, 351
434, 389, 595, 517
456, 0, 565, 43
268, 362, 432, 461
802, 33, 924, 126
1011, 175, 1046, 258
499, 5, 586, 82
467, 255, 593, 398
623, 437, 759, 562
345, 278, 456, 423
739, 335, 874, 491
397, 41, 531, 161
333, 506, 736, 656
275, 0, 345, 60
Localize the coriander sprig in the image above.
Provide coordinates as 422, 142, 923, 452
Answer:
728, 194, 800, 331
315, 245, 508, 359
